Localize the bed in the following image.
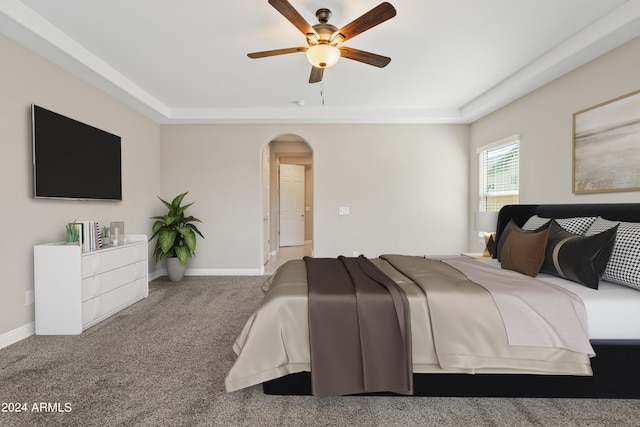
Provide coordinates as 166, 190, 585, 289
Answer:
226, 203, 640, 398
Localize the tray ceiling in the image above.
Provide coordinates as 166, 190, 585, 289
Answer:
2, 0, 640, 123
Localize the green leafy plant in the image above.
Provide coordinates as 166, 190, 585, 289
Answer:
150, 192, 204, 266
65, 221, 80, 243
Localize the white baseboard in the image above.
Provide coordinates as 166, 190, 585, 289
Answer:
0, 322, 35, 350
150, 267, 265, 279
186, 268, 265, 276
149, 269, 165, 281
149, 267, 265, 280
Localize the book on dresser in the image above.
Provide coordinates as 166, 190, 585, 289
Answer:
77, 220, 102, 251
33, 234, 149, 335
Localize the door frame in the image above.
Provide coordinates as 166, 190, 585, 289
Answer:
260, 136, 313, 265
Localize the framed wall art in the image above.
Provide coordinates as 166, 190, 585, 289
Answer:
573, 89, 640, 194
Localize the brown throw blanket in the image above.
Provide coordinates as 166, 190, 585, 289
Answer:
304, 255, 413, 396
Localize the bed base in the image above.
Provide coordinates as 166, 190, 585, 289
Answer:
263, 341, 640, 398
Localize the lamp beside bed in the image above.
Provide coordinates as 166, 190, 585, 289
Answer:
475, 211, 500, 257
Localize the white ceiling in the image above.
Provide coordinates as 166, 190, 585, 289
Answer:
2, 0, 640, 124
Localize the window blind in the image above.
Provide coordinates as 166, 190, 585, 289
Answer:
479, 136, 520, 212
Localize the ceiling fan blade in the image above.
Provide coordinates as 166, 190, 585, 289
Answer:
340, 47, 391, 68
309, 66, 324, 84
332, 2, 397, 43
268, 0, 318, 38
247, 47, 307, 59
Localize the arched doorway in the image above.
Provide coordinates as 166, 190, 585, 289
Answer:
262, 135, 313, 273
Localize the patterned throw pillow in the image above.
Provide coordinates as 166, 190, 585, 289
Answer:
585, 217, 640, 290
522, 215, 596, 235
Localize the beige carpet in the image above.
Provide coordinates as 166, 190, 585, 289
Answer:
1, 275, 639, 427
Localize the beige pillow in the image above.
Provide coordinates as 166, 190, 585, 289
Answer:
500, 227, 549, 277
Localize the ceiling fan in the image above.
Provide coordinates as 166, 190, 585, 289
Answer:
248, 0, 397, 83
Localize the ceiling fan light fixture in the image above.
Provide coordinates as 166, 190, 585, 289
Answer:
247, 1, 397, 83
306, 44, 340, 68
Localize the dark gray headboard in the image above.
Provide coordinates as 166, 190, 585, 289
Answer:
495, 204, 640, 258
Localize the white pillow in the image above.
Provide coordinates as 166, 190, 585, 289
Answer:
522, 215, 596, 235
585, 217, 640, 291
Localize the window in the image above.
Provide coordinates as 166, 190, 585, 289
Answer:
478, 135, 520, 212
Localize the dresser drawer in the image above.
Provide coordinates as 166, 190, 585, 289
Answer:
93, 282, 140, 320
134, 276, 148, 298
94, 263, 138, 297
135, 260, 146, 279
82, 276, 96, 301
94, 246, 138, 274
82, 278, 146, 328
82, 254, 96, 278
82, 299, 96, 325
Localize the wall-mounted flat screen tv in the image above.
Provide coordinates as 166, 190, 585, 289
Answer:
32, 104, 122, 201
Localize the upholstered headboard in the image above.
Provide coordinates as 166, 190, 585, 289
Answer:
494, 203, 640, 258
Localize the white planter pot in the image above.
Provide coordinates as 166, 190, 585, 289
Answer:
166, 257, 187, 282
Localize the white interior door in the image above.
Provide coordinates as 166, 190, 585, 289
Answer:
279, 164, 305, 247
262, 145, 270, 264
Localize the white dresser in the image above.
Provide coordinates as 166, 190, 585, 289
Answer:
34, 234, 149, 335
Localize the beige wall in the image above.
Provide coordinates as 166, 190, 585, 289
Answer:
160, 124, 470, 272
468, 36, 640, 251
0, 34, 161, 339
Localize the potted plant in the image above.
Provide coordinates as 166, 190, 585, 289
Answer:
150, 191, 204, 281
65, 221, 80, 244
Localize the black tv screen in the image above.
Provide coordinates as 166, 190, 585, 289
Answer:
32, 105, 122, 201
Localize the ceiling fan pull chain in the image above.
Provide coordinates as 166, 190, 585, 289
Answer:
321, 80, 325, 105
